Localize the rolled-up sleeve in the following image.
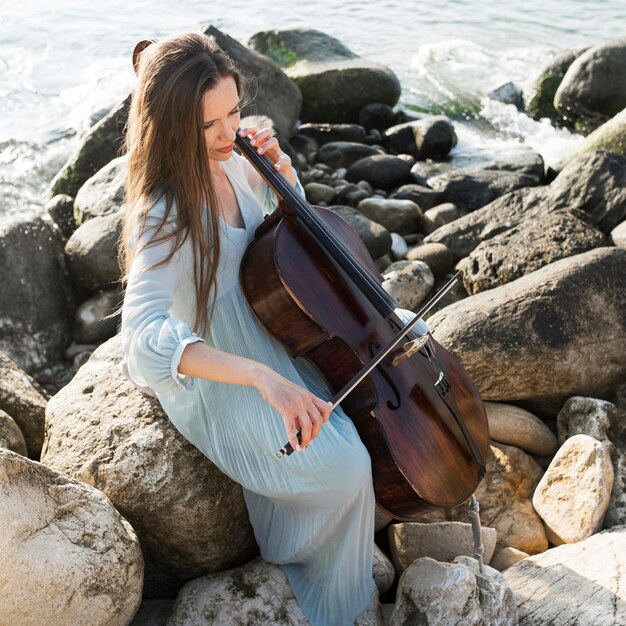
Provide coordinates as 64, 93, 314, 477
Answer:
120, 216, 205, 396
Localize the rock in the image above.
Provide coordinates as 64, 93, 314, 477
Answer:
425, 150, 626, 258
489, 547, 529, 572
248, 28, 400, 123
296, 123, 368, 145
0, 351, 48, 459
373, 543, 395, 594
573, 105, 626, 159
316, 141, 384, 169
388, 521, 497, 574
390, 556, 517, 626
167, 557, 383, 625
73, 155, 127, 224
202, 25, 302, 138
129, 599, 175, 626
382, 260, 434, 309
557, 396, 626, 527
336, 183, 371, 206
0, 448, 143, 626
415, 146, 545, 213
462, 210, 607, 294
533, 434, 613, 545
290, 133, 318, 164
612, 219, 626, 247
428, 247, 626, 415
347, 155, 412, 190
555, 37, 626, 132
488, 82, 524, 110
526, 48, 585, 124
485, 402, 558, 457
0, 408, 28, 455
357, 198, 421, 235
48, 95, 130, 199
74, 289, 122, 344
0, 215, 74, 374
65, 211, 122, 292
359, 103, 396, 131
383, 117, 456, 159
389, 184, 443, 211
390, 233, 408, 260
45, 193, 76, 239
303, 182, 337, 205
375, 507, 393, 532
330, 205, 392, 259
503, 526, 626, 625
40, 336, 258, 597
421, 202, 463, 234
406, 242, 454, 280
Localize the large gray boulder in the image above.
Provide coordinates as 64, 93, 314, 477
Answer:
0, 448, 144, 626
571, 106, 626, 160
40, 335, 259, 597
64, 211, 123, 292
0, 214, 74, 373
462, 209, 607, 294
48, 95, 130, 199
248, 29, 400, 123
0, 351, 48, 459
428, 247, 626, 415
503, 526, 626, 625
202, 25, 302, 138
425, 150, 626, 258
73, 154, 127, 224
555, 37, 626, 132
557, 397, 626, 527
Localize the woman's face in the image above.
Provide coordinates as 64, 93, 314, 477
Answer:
202, 75, 241, 168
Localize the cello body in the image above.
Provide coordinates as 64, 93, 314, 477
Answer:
241, 200, 489, 520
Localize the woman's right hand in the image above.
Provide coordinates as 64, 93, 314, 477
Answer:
254, 367, 332, 452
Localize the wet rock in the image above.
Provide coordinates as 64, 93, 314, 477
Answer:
336, 183, 371, 206
485, 402, 558, 457
249, 28, 400, 123
41, 336, 259, 597
359, 103, 396, 131
65, 211, 122, 292
290, 133, 318, 164
406, 242, 454, 280
73, 155, 127, 224
389, 184, 443, 211
347, 155, 412, 190
203, 25, 302, 138
303, 182, 337, 205
0, 215, 74, 374
390, 556, 517, 626
425, 151, 626, 258
48, 95, 130, 199
357, 198, 421, 235
463, 209, 607, 294
382, 260, 434, 309
428, 247, 626, 415
316, 141, 384, 169
74, 289, 122, 344
573, 105, 626, 160
45, 193, 76, 239
533, 434, 613, 545
0, 409, 27, 456
296, 122, 368, 145
0, 448, 143, 626
488, 82, 524, 110
503, 526, 626, 625
557, 396, 626, 527
383, 117, 456, 159
330, 205, 392, 259
0, 351, 47, 459
555, 37, 626, 132
388, 521, 497, 574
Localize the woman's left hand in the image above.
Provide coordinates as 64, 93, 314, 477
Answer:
238, 126, 297, 188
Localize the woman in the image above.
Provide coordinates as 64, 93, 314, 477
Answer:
119, 32, 376, 626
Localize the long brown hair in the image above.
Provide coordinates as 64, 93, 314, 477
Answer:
118, 32, 245, 336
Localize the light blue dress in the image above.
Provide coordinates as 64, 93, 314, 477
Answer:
120, 152, 427, 625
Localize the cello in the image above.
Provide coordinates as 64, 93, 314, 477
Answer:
236, 132, 489, 520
